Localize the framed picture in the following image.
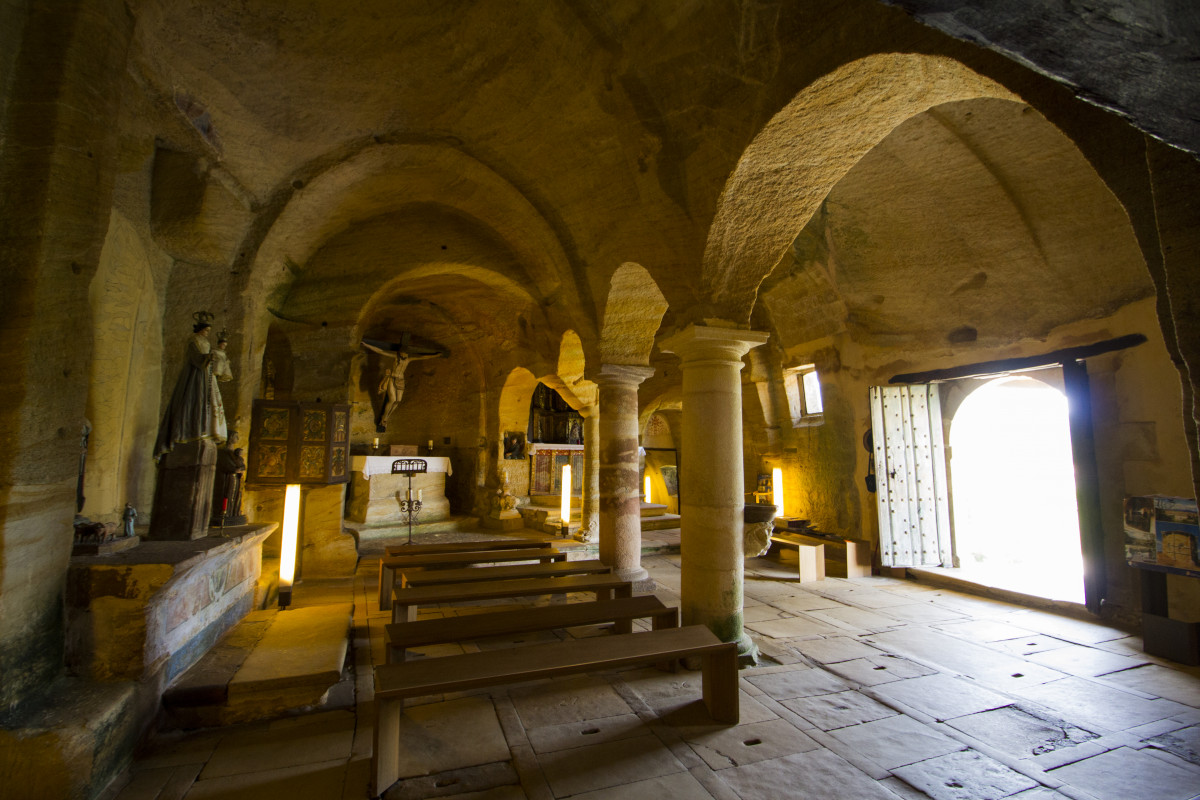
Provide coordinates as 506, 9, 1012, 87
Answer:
503, 431, 526, 460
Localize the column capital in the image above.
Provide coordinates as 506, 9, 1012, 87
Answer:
595, 363, 656, 387
660, 324, 769, 363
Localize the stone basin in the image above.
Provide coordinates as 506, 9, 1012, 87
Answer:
744, 502, 779, 524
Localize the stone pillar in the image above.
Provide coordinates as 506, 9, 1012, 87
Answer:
662, 325, 769, 661
578, 406, 600, 542
596, 364, 655, 586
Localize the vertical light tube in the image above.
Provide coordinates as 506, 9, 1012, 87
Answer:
560, 464, 572, 528
280, 483, 301, 608
644, 475, 652, 503
772, 467, 784, 516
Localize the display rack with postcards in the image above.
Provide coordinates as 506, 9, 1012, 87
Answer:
1124, 495, 1200, 578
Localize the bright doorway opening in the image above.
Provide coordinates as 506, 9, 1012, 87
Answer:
948, 374, 1084, 603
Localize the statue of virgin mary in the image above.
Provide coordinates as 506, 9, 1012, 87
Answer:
154, 312, 231, 458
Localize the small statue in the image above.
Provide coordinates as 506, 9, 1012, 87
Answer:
211, 430, 248, 526
122, 504, 137, 538
155, 312, 232, 457
489, 465, 518, 515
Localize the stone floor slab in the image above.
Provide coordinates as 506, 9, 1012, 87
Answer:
1049, 745, 1200, 800
991, 635, 1075, 657
200, 713, 354, 779
508, 675, 632, 728
868, 627, 1065, 691
1026, 644, 1147, 678
564, 771, 715, 800
769, 594, 845, 614
536, 735, 686, 797
525, 713, 649, 754
781, 690, 898, 730
388, 697, 511, 779
824, 654, 937, 687
892, 748, 1039, 800
186, 758, 348, 800
745, 667, 853, 700
716, 747, 901, 800
1100, 664, 1200, 707
872, 673, 1013, 721
827, 714, 963, 769
745, 616, 841, 639
1011, 675, 1192, 733
1007, 612, 1130, 645
788, 636, 883, 664
680, 718, 819, 770
804, 606, 898, 633
945, 705, 1097, 759
1149, 724, 1200, 766
880, 603, 968, 623
934, 620, 1042, 644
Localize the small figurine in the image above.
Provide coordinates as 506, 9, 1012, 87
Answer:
122, 504, 137, 537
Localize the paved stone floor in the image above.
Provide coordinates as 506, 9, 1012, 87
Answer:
105, 551, 1200, 800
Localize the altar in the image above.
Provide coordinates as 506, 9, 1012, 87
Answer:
346, 455, 453, 524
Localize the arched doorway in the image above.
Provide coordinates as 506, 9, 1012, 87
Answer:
948, 374, 1083, 602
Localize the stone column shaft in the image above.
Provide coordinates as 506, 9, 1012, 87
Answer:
596, 364, 655, 585
662, 325, 769, 660
579, 406, 600, 542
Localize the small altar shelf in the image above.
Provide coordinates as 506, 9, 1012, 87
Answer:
66, 523, 277, 684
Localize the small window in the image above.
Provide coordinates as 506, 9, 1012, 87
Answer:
784, 365, 823, 425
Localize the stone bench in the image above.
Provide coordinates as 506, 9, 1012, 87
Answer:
379, 546, 567, 610
398, 559, 611, 589
391, 572, 633, 624
772, 530, 872, 578
384, 594, 678, 662
370, 625, 739, 797
384, 538, 551, 557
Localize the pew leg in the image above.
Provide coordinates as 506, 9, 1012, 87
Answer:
702, 647, 740, 724
371, 695, 403, 798
379, 564, 395, 610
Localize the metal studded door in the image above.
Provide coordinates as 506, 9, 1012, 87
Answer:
869, 385, 953, 568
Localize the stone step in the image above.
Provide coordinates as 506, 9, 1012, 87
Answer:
641, 513, 680, 530
162, 600, 352, 728
348, 515, 478, 548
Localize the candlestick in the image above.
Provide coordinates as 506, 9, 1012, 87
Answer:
418, 489, 423, 501
373, 437, 379, 449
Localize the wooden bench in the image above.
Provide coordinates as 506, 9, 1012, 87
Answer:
391, 572, 633, 624
370, 625, 739, 797
398, 559, 611, 589
384, 538, 550, 557
384, 594, 678, 662
772, 530, 872, 578
769, 534, 825, 582
379, 546, 567, 610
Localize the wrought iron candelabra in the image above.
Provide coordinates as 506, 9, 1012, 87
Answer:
391, 458, 428, 546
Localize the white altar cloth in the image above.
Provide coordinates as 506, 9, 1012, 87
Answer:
352, 455, 453, 478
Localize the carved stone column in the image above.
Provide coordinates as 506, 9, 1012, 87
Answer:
661, 324, 769, 661
578, 405, 601, 542
596, 364, 655, 586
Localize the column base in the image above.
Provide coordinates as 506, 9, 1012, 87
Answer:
615, 565, 655, 593
735, 631, 761, 667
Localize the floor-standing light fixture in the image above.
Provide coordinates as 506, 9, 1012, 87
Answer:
279, 483, 301, 608
772, 467, 784, 517
560, 464, 572, 536
644, 474, 652, 503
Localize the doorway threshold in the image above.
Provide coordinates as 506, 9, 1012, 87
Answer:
907, 565, 1093, 620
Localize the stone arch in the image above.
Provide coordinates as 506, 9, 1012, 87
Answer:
702, 53, 1018, 323
83, 211, 163, 522
494, 366, 540, 497
598, 263, 669, 367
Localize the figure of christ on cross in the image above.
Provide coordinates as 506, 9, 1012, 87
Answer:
361, 337, 446, 432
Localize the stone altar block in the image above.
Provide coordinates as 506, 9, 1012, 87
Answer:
66, 524, 276, 684
346, 456, 452, 524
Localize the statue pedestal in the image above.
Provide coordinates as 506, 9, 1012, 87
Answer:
150, 439, 217, 540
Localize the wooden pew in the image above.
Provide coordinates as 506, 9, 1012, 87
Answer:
370, 625, 739, 797
384, 594, 678, 662
378, 546, 567, 610
771, 530, 872, 578
398, 559, 611, 589
391, 573, 632, 624
384, 538, 550, 557
768, 534, 825, 582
